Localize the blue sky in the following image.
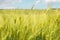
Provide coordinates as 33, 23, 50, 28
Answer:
0, 0, 60, 9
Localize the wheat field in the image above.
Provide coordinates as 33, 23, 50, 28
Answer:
0, 9, 60, 40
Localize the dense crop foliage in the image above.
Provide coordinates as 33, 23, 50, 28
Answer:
0, 9, 60, 40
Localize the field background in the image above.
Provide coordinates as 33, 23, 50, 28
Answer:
0, 9, 60, 40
